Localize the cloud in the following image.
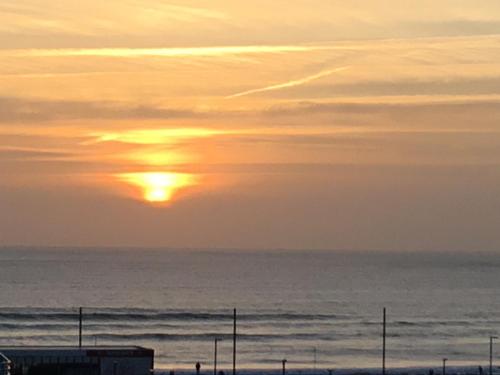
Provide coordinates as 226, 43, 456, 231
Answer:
0, 45, 316, 58
226, 67, 349, 98
0, 147, 71, 160
257, 76, 500, 99
405, 19, 500, 38
259, 99, 500, 134
265, 99, 500, 117
2, 1, 500, 51
3, 94, 500, 130
0, 1, 228, 36
0, 97, 200, 123
91, 128, 224, 145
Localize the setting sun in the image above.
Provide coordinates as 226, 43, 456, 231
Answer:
117, 172, 196, 203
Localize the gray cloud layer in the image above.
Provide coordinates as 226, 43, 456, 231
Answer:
3, 95, 500, 125
0, 97, 198, 123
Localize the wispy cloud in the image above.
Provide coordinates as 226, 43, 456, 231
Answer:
0, 147, 72, 160
225, 67, 349, 98
91, 128, 224, 145
0, 1, 228, 36
0, 45, 317, 58
0, 97, 200, 123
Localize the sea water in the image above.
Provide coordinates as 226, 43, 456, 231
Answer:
0, 248, 499, 371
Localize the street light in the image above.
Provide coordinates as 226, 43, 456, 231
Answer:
313, 347, 317, 370
442, 358, 448, 375
490, 336, 498, 375
214, 338, 221, 375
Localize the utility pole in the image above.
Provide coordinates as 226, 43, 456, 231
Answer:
233, 308, 237, 375
490, 336, 498, 375
214, 338, 220, 375
79, 307, 83, 348
442, 358, 447, 375
313, 347, 317, 370
382, 308, 386, 375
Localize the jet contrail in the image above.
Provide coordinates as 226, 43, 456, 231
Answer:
225, 66, 349, 99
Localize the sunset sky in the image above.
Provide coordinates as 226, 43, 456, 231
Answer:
1, 0, 500, 250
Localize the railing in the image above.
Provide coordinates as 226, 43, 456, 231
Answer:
0, 353, 10, 375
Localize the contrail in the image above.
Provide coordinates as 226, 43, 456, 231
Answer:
225, 66, 349, 99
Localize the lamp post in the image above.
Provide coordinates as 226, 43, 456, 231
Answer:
382, 308, 386, 375
490, 336, 498, 375
233, 309, 237, 375
214, 338, 221, 375
313, 347, 317, 370
79, 307, 83, 348
442, 358, 448, 375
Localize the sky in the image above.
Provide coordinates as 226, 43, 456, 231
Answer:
1, 0, 500, 250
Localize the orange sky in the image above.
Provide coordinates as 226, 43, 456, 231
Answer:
1, 1, 500, 250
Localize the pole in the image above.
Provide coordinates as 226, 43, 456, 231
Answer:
491, 337, 494, 375
382, 308, 386, 375
214, 339, 219, 375
233, 308, 237, 375
490, 336, 498, 375
282, 359, 287, 375
442, 358, 447, 375
314, 347, 317, 370
79, 307, 83, 348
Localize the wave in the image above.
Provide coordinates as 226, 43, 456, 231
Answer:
0, 332, 332, 343
0, 309, 495, 349
96, 332, 329, 342
359, 320, 484, 327
0, 310, 342, 323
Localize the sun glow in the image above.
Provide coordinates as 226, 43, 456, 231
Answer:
117, 172, 196, 203
92, 128, 223, 145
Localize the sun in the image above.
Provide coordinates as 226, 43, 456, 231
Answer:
117, 172, 195, 203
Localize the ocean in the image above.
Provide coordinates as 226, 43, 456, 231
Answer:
0, 248, 499, 372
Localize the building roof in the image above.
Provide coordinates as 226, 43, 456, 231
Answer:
0, 346, 154, 358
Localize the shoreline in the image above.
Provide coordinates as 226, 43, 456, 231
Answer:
155, 366, 495, 375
